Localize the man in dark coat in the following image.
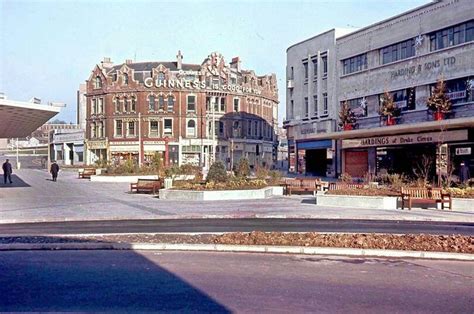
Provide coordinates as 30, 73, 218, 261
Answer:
2, 159, 13, 184
459, 162, 470, 184
50, 161, 60, 182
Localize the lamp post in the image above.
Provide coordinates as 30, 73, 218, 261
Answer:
138, 112, 142, 167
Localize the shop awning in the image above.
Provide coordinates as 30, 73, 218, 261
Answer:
297, 139, 332, 149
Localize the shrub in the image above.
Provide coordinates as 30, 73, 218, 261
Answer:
164, 165, 180, 179
376, 173, 408, 189
235, 157, 250, 178
255, 166, 269, 180
445, 187, 474, 199
206, 161, 228, 183
339, 172, 352, 183
268, 170, 282, 185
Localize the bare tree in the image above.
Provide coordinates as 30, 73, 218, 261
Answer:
413, 154, 434, 187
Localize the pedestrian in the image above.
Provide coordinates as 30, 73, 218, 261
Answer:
2, 159, 13, 184
459, 162, 470, 184
50, 161, 60, 182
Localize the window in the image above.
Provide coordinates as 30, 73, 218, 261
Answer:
149, 95, 156, 111
98, 98, 104, 114
91, 99, 97, 115
187, 95, 196, 112
233, 98, 240, 112
123, 73, 129, 85
149, 121, 159, 137
158, 95, 165, 110
164, 119, 172, 136
157, 72, 165, 82
123, 97, 129, 112
379, 88, 416, 112
233, 121, 240, 137
430, 20, 474, 51
130, 97, 136, 112
304, 97, 309, 117
290, 100, 294, 119
90, 122, 96, 138
313, 95, 318, 117
115, 120, 123, 137
380, 38, 415, 64
219, 121, 224, 135
248, 120, 252, 135
94, 76, 102, 89
312, 58, 318, 79
346, 97, 367, 117
98, 121, 104, 138
187, 120, 196, 137
323, 93, 328, 115
433, 77, 471, 105
220, 97, 226, 111
303, 61, 308, 82
342, 53, 367, 75
127, 121, 135, 136
114, 97, 120, 113
322, 56, 328, 76
167, 96, 174, 112
254, 121, 258, 136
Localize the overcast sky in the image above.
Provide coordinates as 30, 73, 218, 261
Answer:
0, 0, 429, 124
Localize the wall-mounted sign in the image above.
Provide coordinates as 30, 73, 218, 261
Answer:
342, 130, 468, 149
87, 140, 107, 149
455, 147, 471, 155
390, 57, 456, 80
143, 78, 262, 95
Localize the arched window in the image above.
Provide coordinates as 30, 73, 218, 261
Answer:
94, 76, 102, 89
123, 97, 129, 112
158, 95, 165, 110
167, 96, 174, 112
148, 95, 155, 111
123, 73, 129, 85
187, 120, 196, 137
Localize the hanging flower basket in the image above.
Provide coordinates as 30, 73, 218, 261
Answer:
434, 111, 445, 121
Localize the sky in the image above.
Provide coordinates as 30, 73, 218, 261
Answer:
0, 0, 429, 124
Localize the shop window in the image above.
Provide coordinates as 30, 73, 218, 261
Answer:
187, 120, 196, 137
115, 120, 123, 137
167, 96, 174, 112
164, 119, 173, 136
187, 95, 196, 112
149, 121, 159, 137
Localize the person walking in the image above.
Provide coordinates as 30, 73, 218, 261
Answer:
50, 161, 60, 182
2, 159, 13, 184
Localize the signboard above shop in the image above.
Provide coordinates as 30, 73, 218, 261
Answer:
341, 130, 468, 149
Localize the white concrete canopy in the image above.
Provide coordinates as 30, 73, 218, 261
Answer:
0, 99, 60, 138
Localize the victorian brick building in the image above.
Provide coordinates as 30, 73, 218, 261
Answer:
84, 51, 278, 170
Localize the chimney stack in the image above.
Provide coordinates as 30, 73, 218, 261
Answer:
176, 50, 183, 70
101, 57, 113, 68
125, 59, 133, 65
230, 57, 241, 72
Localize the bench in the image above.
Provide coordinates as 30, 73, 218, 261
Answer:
284, 178, 322, 196
328, 182, 365, 191
130, 179, 163, 195
400, 187, 452, 210
78, 168, 96, 179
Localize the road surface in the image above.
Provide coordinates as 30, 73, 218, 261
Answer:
0, 250, 472, 312
0, 218, 473, 236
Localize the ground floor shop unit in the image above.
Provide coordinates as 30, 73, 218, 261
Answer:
86, 138, 276, 170
289, 139, 335, 177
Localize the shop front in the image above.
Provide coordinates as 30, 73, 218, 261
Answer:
295, 139, 334, 177
341, 129, 472, 181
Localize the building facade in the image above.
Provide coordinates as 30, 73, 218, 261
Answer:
285, 0, 474, 181
85, 52, 279, 170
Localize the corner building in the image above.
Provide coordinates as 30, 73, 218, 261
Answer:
285, 0, 474, 179
85, 52, 278, 169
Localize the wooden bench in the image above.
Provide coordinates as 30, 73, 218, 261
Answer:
130, 179, 163, 195
400, 187, 452, 210
285, 178, 322, 196
78, 168, 96, 179
328, 182, 365, 191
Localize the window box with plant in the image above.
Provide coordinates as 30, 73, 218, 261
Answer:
338, 101, 356, 131
379, 91, 401, 126
427, 77, 452, 121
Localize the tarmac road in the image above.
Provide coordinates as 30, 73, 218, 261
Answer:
0, 218, 473, 236
1, 250, 472, 312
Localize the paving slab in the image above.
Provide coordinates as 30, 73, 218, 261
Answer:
0, 169, 473, 224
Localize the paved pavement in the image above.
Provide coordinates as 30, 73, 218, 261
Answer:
1, 250, 473, 312
0, 169, 473, 223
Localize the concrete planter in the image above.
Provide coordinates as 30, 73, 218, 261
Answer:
452, 198, 474, 212
159, 186, 283, 201
90, 175, 159, 183
316, 194, 398, 210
